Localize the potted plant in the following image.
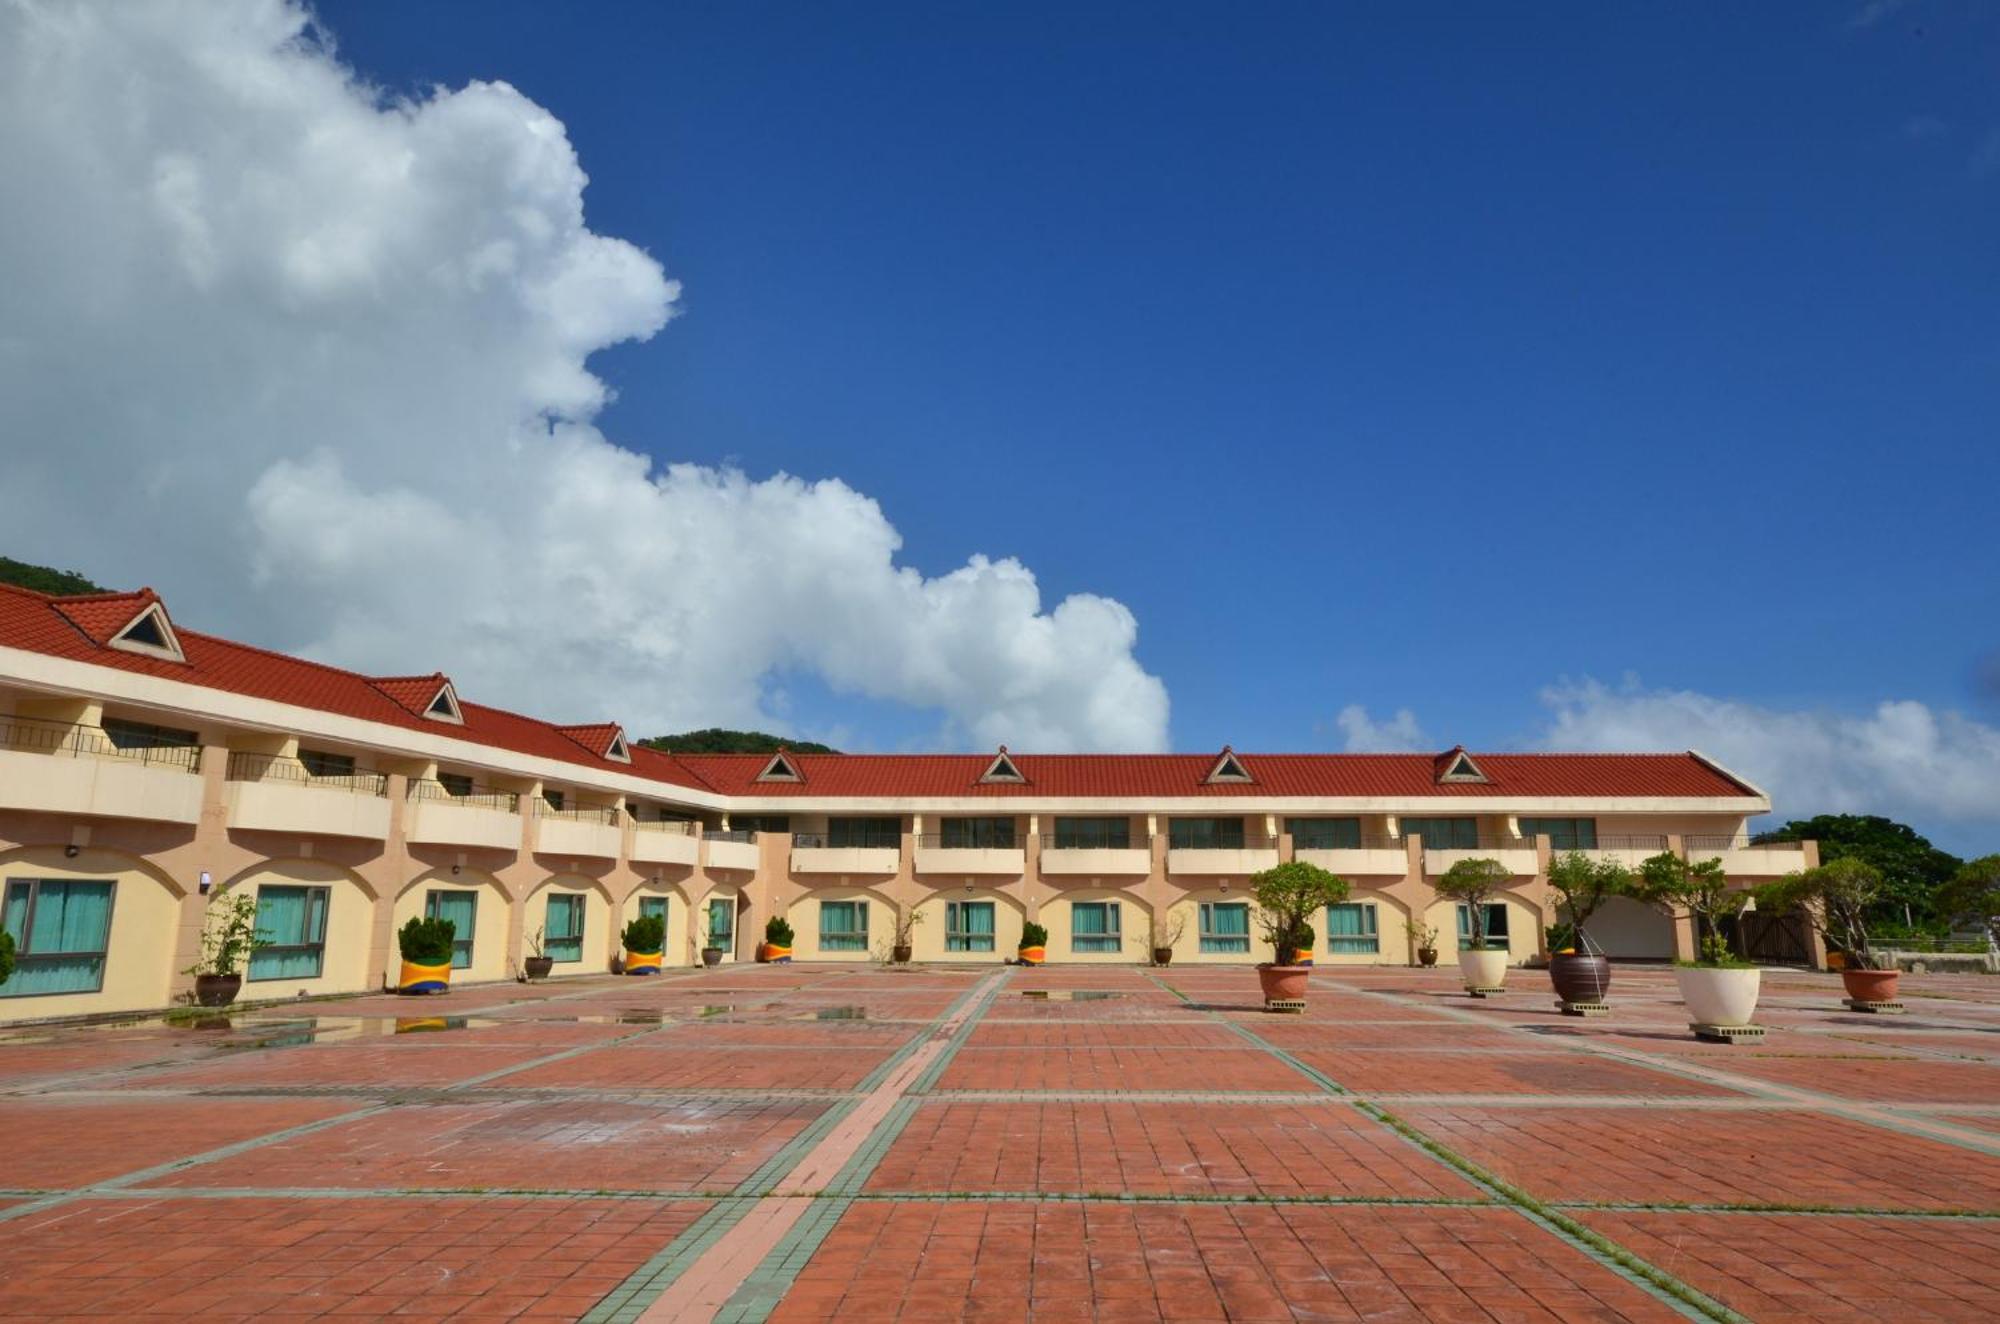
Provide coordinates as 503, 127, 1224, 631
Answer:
622, 912, 667, 976
761, 915, 794, 964
1433, 857, 1511, 993
1637, 851, 1756, 1031
1149, 908, 1187, 967
1017, 920, 1048, 966
184, 885, 267, 1007
522, 926, 555, 981
890, 909, 920, 964
1250, 860, 1351, 1007
398, 915, 457, 995
702, 910, 728, 967
1545, 850, 1633, 1009
1404, 917, 1439, 967
1760, 858, 1898, 1004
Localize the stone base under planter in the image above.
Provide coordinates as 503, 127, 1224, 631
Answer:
1465, 986, 1506, 999
1690, 1021, 1765, 1043
1263, 998, 1306, 1014
1557, 999, 1609, 1018
1842, 998, 1906, 1014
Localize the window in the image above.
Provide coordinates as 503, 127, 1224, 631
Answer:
1520, 817, 1597, 850
940, 817, 1015, 848
1070, 901, 1121, 953
1287, 818, 1362, 850
298, 749, 354, 780
757, 753, 802, 781
117, 610, 168, 648
1198, 901, 1250, 953
706, 897, 735, 948
1456, 903, 1510, 950
981, 750, 1025, 783
819, 900, 869, 951
101, 718, 197, 752
425, 889, 477, 969
109, 605, 185, 662
1, 879, 114, 996
544, 893, 584, 963
733, 815, 791, 835
638, 895, 669, 926
1438, 749, 1488, 783
605, 732, 630, 763
1326, 903, 1379, 954
1051, 817, 1131, 849
248, 885, 328, 981
1169, 818, 1245, 850
827, 817, 900, 849
425, 684, 463, 722
437, 772, 474, 798
1402, 817, 1479, 849
542, 788, 566, 812
945, 900, 996, 952
1206, 750, 1253, 783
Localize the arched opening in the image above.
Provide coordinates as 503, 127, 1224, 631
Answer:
0, 844, 184, 1020
1038, 885, 1151, 964
394, 868, 510, 986
620, 879, 693, 968
224, 859, 376, 998
787, 884, 898, 962
522, 875, 614, 976
912, 887, 1025, 963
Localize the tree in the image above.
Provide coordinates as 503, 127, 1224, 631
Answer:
1635, 851, 1746, 966
1758, 858, 1888, 970
0, 556, 107, 596
1249, 859, 1351, 957
1431, 857, 1511, 949
1937, 855, 2000, 948
1545, 850, 1632, 952
640, 729, 840, 755
1752, 815, 1960, 925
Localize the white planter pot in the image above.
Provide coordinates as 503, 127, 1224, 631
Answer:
1675, 965, 1761, 1027
1458, 948, 1508, 989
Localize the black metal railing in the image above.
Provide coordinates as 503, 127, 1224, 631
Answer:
407, 779, 520, 812
0, 714, 200, 772
1041, 834, 1151, 851
1570, 834, 1669, 853
1167, 835, 1281, 851
917, 833, 1022, 850
1412, 834, 1534, 852
1290, 834, 1403, 851
704, 829, 756, 844
536, 802, 621, 826
631, 817, 697, 835
1685, 835, 1800, 853
224, 751, 387, 796
792, 833, 901, 850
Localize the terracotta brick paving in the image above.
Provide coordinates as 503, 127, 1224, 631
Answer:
125, 1041, 562, 1090
496, 1043, 890, 1091
1699, 1055, 2000, 1103
936, 1046, 1313, 1093
0, 1095, 371, 1188
1293, 1048, 1748, 1097
966, 1021, 1242, 1049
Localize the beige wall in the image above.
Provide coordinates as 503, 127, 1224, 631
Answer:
621, 880, 693, 966
520, 876, 613, 977
910, 888, 1026, 963
1038, 885, 1151, 963
392, 871, 510, 985
0, 845, 184, 1019
784, 886, 892, 962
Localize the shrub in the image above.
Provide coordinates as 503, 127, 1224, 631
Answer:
1938, 854, 2000, 948
1758, 858, 1888, 970
1020, 921, 1049, 949
1431, 858, 1510, 949
623, 913, 667, 954
398, 916, 457, 966
1545, 851, 1632, 953
184, 886, 268, 978
1250, 859, 1351, 957
1635, 852, 1746, 967
764, 914, 795, 946
0, 929, 14, 986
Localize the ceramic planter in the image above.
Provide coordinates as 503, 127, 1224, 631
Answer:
193, 973, 242, 1007
1840, 967, 1900, 1003
1548, 953, 1612, 1005
1256, 963, 1310, 1004
1417, 947, 1438, 967
624, 949, 663, 976
1675, 965, 1761, 1027
891, 944, 913, 964
1151, 946, 1173, 967
523, 956, 554, 981
1017, 944, 1046, 966
1458, 948, 1508, 990
702, 946, 724, 967
398, 959, 451, 995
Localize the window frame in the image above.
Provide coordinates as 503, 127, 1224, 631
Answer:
1197, 900, 1251, 953
706, 897, 735, 948
0, 878, 117, 998
424, 888, 478, 969
1519, 817, 1598, 850
247, 884, 329, 982
1069, 900, 1122, 953
1168, 817, 1247, 850
944, 899, 996, 952
1325, 902, 1380, 955
1402, 816, 1480, 849
543, 892, 585, 964
1455, 902, 1511, 951
1050, 817, 1131, 850
826, 816, 901, 849
1285, 817, 1363, 850
818, 899, 870, 952
938, 816, 1016, 849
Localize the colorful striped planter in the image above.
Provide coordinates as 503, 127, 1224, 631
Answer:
1285, 949, 1315, 967
760, 943, 793, 964
624, 949, 663, 976
1017, 944, 1046, 966
398, 959, 451, 995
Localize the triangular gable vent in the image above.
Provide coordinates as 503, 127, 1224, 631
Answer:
108, 602, 186, 663
1205, 747, 1253, 784
1436, 747, 1488, 783
756, 751, 803, 782
605, 731, 631, 763
980, 747, 1026, 784
425, 682, 464, 725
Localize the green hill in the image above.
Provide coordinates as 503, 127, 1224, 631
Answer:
0, 556, 106, 596
641, 728, 839, 755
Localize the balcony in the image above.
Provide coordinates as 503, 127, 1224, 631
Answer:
534, 804, 622, 859
0, 716, 204, 824
1168, 837, 1281, 877
404, 780, 523, 851
630, 818, 699, 866
1423, 837, 1539, 877
703, 829, 762, 873
1039, 842, 1154, 876
914, 835, 1026, 875
1578, 835, 1670, 869
1294, 840, 1410, 877
223, 753, 389, 839
790, 833, 900, 875
1685, 836, 1810, 877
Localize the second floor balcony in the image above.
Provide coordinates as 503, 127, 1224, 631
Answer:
1293, 836, 1410, 877
1684, 835, 1810, 877
404, 779, 523, 851
1421, 834, 1539, 877
914, 834, 1026, 875
629, 817, 699, 866
534, 803, 622, 859
0, 715, 204, 824
790, 832, 900, 875
1167, 835, 1281, 876
702, 828, 762, 872
223, 752, 389, 839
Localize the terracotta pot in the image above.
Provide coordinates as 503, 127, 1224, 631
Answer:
194, 973, 241, 1007
1151, 946, 1173, 967
892, 944, 913, 964
1549, 953, 1612, 1005
523, 956, 554, 981
1458, 948, 1508, 990
1017, 944, 1046, 966
1417, 947, 1438, 967
625, 949, 663, 976
1840, 967, 1900, 1003
398, 959, 452, 995
1257, 963, 1311, 1003
754, 943, 770, 963
702, 946, 724, 968
1675, 965, 1761, 1027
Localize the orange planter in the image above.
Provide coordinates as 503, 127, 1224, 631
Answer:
760, 942, 792, 964
1284, 948, 1314, 967
624, 949, 663, 976
398, 959, 451, 995
1017, 944, 1046, 966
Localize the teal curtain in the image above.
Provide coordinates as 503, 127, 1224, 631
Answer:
1521, 818, 1597, 849
1287, 818, 1362, 849
1071, 901, 1120, 952
545, 893, 584, 962
248, 885, 327, 981
1052, 818, 1130, 849
1326, 903, 1378, 954
1169, 819, 1245, 849
426, 890, 477, 969
819, 900, 867, 950
1199, 901, 1250, 953
946, 901, 995, 951
707, 898, 734, 947
638, 896, 668, 923
1456, 903, 1510, 950
1405, 818, 1479, 848
2, 880, 113, 996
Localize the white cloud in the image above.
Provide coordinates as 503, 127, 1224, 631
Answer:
0, 0, 1168, 750
1334, 704, 1429, 753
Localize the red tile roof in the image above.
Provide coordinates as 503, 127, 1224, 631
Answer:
0, 582, 1760, 803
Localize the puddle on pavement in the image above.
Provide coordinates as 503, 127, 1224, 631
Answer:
804, 1006, 869, 1021
1018, 990, 1126, 1002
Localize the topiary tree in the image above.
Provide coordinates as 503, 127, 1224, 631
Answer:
1937, 854, 2000, 948
1545, 851, 1632, 953
1250, 859, 1351, 960
764, 914, 795, 947
398, 915, 457, 966
1758, 857, 1888, 970
1019, 920, 1049, 949
623, 913, 667, 954
1432, 857, 1510, 950
1635, 852, 1745, 967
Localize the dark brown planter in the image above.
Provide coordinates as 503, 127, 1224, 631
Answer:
1256, 963, 1310, 1004
523, 956, 555, 981
891, 944, 913, 964
1417, 948, 1438, 967
1152, 947, 1174, 967
194, 974, 241, 1007
1549, 953, 1612, 1005
702, 946, 724, 968
1840, 967, 1900, 1003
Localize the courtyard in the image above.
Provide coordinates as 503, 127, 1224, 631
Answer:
2, 962, 1997, 1323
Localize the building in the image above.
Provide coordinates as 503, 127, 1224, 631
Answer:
0, 583, 1816, 1022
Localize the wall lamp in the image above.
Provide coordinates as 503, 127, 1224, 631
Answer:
63, 844, 79, 859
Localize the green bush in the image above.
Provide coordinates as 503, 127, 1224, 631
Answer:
764, 915, 795, 946
1636, 852, 1748, 967
623, 913, 667, 953
1758, 857, 1890, 971
1431, 858, 1510, 949
1251, 859, 1350, 956
398, 916, 456, 965
0, 929, 14, 986
1020, 921, 1049, 948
